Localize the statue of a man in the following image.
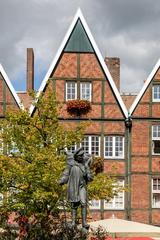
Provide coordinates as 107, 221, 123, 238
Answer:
59, 147, 93, 229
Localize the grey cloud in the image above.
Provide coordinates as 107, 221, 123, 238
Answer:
0, 0, 160, 93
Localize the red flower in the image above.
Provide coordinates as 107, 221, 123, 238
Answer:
66, 100, 91, 116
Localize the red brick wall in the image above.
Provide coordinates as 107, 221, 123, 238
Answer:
49, 52, 124, 120
104, 161, 125, 175
152, 104, 160, 118
89, 211, 101, 221
80, 54, 104, 78
154, 68, 160, 80
131, 175, 149, 209
104, 105, 123, 119
152, 157, 160, 172
52, 53, 77, 78
0, 79, 3, 102
133, 104, 149, 117
152, 210, 160, 225
0, 76, 19, 116
131, 157, 149, 172
131, 121, 149, 155
93, 81, 102, 103
103, 211, 125, 219
56, 80, 65, 102
131, 210, 149, 224
103, 122, 125, 134
35, 51, 128, 222
131, 67, 160, 225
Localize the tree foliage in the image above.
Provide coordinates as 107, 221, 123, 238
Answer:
0, 92, 124, 238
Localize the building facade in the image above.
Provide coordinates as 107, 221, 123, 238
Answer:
1, 10, 160, 225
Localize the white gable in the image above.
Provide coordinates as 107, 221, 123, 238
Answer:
0, 64, 24, 110
129, 59, 160, 115
29, 8, 128, 118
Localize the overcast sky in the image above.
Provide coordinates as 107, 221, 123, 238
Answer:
0, 0, 160, 93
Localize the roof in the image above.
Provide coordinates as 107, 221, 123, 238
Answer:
0, 64, 24, 110
64, 18, 94, 53
29, 8, 128, 118
17, 92, 33, 109
129, 59, 160, 115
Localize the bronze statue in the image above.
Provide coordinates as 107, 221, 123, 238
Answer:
59, 147, 93, 229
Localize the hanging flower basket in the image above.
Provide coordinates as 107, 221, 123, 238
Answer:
66, 100, 91, 116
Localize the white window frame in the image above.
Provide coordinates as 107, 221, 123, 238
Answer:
80, 82, 92, 101
152, 178, 160, 208
104, 136, 124, 159
0, 193, 3, 206
0, 128, 3, 154
152, 125, 160, 155
89, 199, 101, 210
152, 85, 160, 102
104, 180, 125, 210
66, 82, 77, 100
67, 144, 77, 154
81, 136, 100, 156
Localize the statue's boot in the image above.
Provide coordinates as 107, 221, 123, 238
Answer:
71, 208, 77, 228
81, 206, 90, 229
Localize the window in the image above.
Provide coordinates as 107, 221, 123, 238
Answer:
0, 193, 3, 206
152, 178, 160, 208
67, 136, 100, 156
66, 82, 77, 100
152, 126, 160, 155
67, 144, 77, 154
9, 142, 19, 154
81, 136, 89, 154
104, 136, 124, 159
89, 200, 101, 210
104, 180, 125, 210
80, 82, 91, 101
66, 82, 91, 101
81, 136, 100, 156
153, 85, 160, 102
0, 139, 3, 154
0, 128, 3, 154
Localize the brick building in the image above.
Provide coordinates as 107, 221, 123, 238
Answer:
1, 9, 160, 225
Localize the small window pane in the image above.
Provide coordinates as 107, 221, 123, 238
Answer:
81, 136, 100, 156
91, 136, 100, 156
153, 85, 160, 101
81, 137, 89, 154
80, 82, 91, 101
115, 136, 123, 157
152, 126, 160, 139
152, 178, 160, 208
66, 82, 77, 100
105, 136, 113, 157
153, 140, 160, 154
104, 136, 124, 158
153, 193, 160, 208
89, 200, 100, 209
104, 180, 124, 209
68, 145, 76, 154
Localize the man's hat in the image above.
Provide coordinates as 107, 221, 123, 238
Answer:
74, 147, 84, 158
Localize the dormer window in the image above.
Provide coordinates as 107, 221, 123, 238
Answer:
153, 85, 160, 102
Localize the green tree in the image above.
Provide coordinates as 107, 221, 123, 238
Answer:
0, 92, 123, 239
